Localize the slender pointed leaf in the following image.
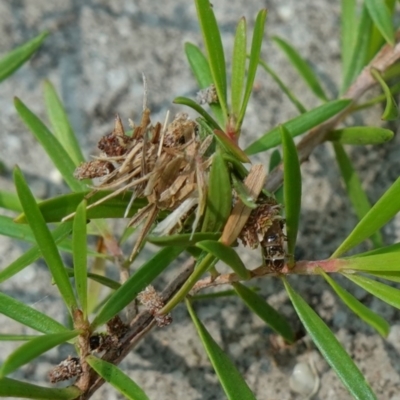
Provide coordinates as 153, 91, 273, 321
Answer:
186, 299, 257, 400
272, 36, 328, 102
0, 377, 82, 399
281, 125, 301, 264
283, 278, 377, 400
342, 252, 400, 272
258, 59, 307, 114
196, 240, 250, 279
14, 167, 78, 312
174, 96, 221, 130
231, 174, 258, 209
0, 190, 22, 212
233, 282, 294, 342
0, 220, 73, 283
14, 97, 86, 192
0, 32, 48, 83
0, 291, 67, 334
331, 176, 400, 258
194, 0, 228, 118
184, 42, 224, 125
365, 270, 400, 283
341, 0, 357, 80
43, 80, 85, 166
345, 273, 400, 310
352, 242, 400, 258
86, 356, 149, 400
213, 129, 250, 163
245, 99, 351, 155
328, 126, 393, 145
73, 200, 88, 318
201, 151, 232, 232
319, 269, 389, 337
15, 191, 148, 223
341, 6, 372, 94
65, 267, 120, 290
231, 18, 247, 117
333, 142, 383, 248
148, 232, 220, 247
237, 10, 267, 128
0, 330, 79, 377
364, 0, 394, 46
370, 68, 399, 120
91, 246, 185, 329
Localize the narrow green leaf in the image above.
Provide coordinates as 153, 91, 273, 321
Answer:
0, 221, 73, 283
233, 282, 294, 342
245, 99, 351, 155
342, 252, 400, 272
364, 0, 394, 46
86, 356, 149, 400
65, 267, 120, 290
194, 0, 228, 118
0, 292, 67, 334
354, 81, 400, 111
365, 270, 400, 283
0, 377, 82, 399
328, 126, 393, 145
0, 190, 22, 212
186, 299, 257, 400
91, 246, 185, 329
345, 273, 400, 310
161, 253, 215, 314
319, 269, 389, 337
14, 167, 78, 312
237, 10, 267, 128
231, 18, 247, 117
341, 7, 372, 94
0, 335, 40, 341
43, 80, 85, 166
213, 129, 250, 163
370, 68, 399, 120
0, 32, 48, 83
184, 42, 225, 125
15, 191, 148, 223
341, 0, 357, 81
258, 59, 307, 114
73, 200, 88, 318
196, 240, 250, 279
0, 330, 79, 377
231, 174, 258, 209
352, 242, 400, 258
331, 176, 400, 258
283, 278, 377, 400
281, 126, 301, 264
148, 232, 220, 247
14, 97, 86, 192
272, 36, 328, 102
201, 151, 232, 232
333, 142, 383, 248
173, 96, 221, 130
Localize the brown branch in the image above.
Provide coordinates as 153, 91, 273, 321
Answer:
78, 259, 195, 400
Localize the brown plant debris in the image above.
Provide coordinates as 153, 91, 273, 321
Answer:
238, 196, 286, 271
48, 356, 82, 383
74, 110, 213, 259
138, 285, 172, 327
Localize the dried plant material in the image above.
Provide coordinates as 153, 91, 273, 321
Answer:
48, 356, 82, 383
239, 197, 286, 271
138, 285, 172, 327
73, 111, 212, 260
196, 84, 218, 105
106, 315, 129, 338
221, 164, 267, 246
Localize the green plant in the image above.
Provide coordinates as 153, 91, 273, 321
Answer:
1, 1, 400, 399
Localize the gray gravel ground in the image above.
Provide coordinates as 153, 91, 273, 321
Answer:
1, 1, 400, 399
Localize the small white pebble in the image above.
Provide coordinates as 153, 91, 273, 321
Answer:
289, 361, 319, 398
